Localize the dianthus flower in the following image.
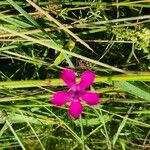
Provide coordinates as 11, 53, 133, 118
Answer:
51, 68, 100, 118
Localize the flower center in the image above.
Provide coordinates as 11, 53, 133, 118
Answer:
70, 84, 84, 99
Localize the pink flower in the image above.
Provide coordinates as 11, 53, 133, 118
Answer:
51, 68, 100, 118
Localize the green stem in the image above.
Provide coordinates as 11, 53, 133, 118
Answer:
0, 74, 150, 89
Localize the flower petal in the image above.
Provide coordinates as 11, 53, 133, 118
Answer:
68, 101, 83, 118
79, 70, 95, 89
82, 91, 100, 105
60, 68, 76, 88
51, 91, 70, 106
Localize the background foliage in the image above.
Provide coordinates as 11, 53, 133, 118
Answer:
0, 0, 150, 149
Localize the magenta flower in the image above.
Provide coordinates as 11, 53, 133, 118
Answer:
51, 68, 100, 118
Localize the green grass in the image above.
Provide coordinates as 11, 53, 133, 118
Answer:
0, 0, 150, 149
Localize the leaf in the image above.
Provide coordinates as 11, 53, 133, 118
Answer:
75, 115, 112, 127
54, 52, 65, 66
6, 0, 40, 28
6, 0, 51, 38
53, 40, 75, 66
0, 113, 55, 126
112, 106, 133, 147
114, 81, 150, 101
65, 40, 75, 51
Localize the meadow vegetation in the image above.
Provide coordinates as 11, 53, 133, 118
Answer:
0, 0, 150, 149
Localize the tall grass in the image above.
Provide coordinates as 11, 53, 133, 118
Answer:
0, 0, 150, 149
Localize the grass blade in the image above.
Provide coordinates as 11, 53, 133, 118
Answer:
6, 120, 26, 150
112, 106, 133, 147
0, 25, 127, 73
114, 81, 150, 101
6, 0, 39, 28
26, 0, 94, 52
